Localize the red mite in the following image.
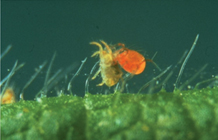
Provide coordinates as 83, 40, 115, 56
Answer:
114, 43, 146, 75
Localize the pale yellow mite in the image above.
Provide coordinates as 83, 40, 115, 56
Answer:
90, 40, 123, 87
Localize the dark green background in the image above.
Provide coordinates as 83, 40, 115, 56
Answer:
1, 1, 218, 99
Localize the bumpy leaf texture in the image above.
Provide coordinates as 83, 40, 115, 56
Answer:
1, 87, 218, 140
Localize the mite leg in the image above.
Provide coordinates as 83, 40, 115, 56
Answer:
91, 51, 100, 57
97, 82, 104, 86
90, 41, 103, 52
117, 43, 125, 48
92, 68, 101, 80
100, 40, 112, 55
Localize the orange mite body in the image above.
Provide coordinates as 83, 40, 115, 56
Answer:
90, 40, 123, 87
114, 43, 146, 75
0, 87, 16, 104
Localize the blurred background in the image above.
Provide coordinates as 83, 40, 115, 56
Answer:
1, 0, 218, 100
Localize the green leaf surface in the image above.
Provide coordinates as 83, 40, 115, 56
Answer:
1, 87, 218, 140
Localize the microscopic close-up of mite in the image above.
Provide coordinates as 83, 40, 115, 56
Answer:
90, 40, 123, 87
113, 43, 146, 75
